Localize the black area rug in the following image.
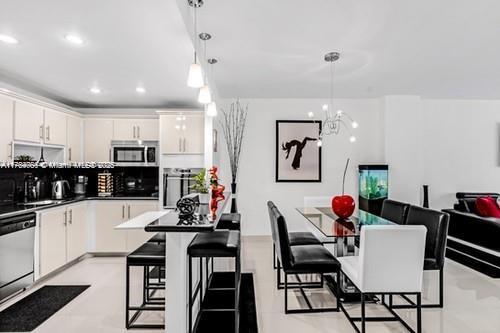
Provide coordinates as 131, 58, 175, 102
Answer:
0, 285, 90, 332
240, 273, 258, 333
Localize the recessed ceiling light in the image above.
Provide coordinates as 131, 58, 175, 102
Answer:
90, 86, 101, 94
0, 34, 18, 45
136, 86, 146, 94
65, 34, 84, 45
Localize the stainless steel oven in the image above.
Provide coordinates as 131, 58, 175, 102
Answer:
0, 213, 36, 303
111, 141, 159, 166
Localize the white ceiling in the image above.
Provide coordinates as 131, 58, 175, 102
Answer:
0, 0, 198, 108
2, 0, 500, 108
182, 0, 500, 99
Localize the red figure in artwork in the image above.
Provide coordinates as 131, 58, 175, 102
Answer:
209, 167, 225, 216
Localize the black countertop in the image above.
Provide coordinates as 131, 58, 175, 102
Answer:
145, 193, 230, 233
0, 195, 159, 219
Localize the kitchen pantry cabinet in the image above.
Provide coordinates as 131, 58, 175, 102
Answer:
113, 119, 159, 141
93, 200, 157, 253
44, 108, 67, 146
0, 96, 14, 161
39, 202, 87, 277
161, 114, 204, 154
84, 118, 113, 162
14, 100, 44, 143
67, 115, 82, 162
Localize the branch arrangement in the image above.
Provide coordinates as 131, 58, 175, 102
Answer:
219, 100, 248, 183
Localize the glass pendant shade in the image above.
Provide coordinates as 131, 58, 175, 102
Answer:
187, 63, 204, 88
206, 102, 217, 117
198, 85, 211, 104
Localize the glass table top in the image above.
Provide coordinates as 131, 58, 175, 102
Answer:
296, 207, 394, 238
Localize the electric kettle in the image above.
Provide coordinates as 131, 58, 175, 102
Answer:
52, 180, 70, 199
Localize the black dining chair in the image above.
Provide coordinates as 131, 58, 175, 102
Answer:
380, 199, 410, 225
267, 201, 323, 290
268, 201, 340, 314
391, 205, 450, 309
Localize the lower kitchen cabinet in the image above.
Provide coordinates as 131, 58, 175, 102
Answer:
39, 202, 88, 277
93, 200, 158, 253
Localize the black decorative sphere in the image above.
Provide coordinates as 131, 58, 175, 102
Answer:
176, 197, 197, 216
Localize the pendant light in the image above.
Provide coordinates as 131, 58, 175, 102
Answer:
198, 32, 212, 104
206, 58, 218, 116
187, 0, 204, 88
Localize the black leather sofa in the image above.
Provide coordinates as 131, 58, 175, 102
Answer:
443, 192, 500, 278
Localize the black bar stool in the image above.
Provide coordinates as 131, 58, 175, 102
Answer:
126, 242, 166, 329
215, 213, 241, 231
188, 230, 241, 333
145, 233, 166, 304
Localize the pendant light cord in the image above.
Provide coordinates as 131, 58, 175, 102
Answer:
193, 3, 197, 63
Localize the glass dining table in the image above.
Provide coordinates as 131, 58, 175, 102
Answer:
296, 207, 395, 299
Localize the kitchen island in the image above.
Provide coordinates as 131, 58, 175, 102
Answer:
116, 193, 230, 333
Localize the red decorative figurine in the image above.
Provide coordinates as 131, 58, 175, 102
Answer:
209, 166, 225, 216
332, 158, 355, 219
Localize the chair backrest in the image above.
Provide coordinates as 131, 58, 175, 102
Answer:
380, 199, 410, 225
358, 225, 427, 293
304, 196, 332, 207
266, 201, 278, 244
267, 201, 293, 270
406, 205, 450, 268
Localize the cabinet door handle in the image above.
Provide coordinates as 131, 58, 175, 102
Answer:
69, 209, 73, 224
137, 126, 140, 139
39, 125, 44, 139
127, 205, 131, 219
68, 147, 72, 161
122, 205, 125, 219
183, 138, 186, 152
46, 126, 50, 141
178, 138, 181, 152
109, 148, 112, 161
63, 211, 67, 226
133, 126, 136, 139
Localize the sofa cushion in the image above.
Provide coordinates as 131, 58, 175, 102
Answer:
476, 197, 500, 218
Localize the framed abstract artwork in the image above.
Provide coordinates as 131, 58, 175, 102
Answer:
275, 120, 322, 182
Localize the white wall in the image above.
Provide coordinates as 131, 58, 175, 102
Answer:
216, 98, 385, 235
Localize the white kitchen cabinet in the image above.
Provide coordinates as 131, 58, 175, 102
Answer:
39, 207, 67, 277
93, 201, 128, 252
44, 108, 67, 146
84, 118, 113, 162
0, 96, 14, 161
67, 115, 82, 162
161, 114, 204, 154
14, 100, 44, 143
126, 201, 158, 252
66, 202, 87, 262
113, 119, 159, 141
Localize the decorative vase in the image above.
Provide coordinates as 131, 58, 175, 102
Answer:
198, 193, 210, 204
332, 195, 355, 219
230, 182, 238, 213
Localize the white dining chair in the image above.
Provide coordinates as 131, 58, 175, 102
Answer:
337, 225, 427, 333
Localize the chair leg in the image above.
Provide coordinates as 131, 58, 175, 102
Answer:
273, 243, 277, 269
439, 268, 444, 308
417, 292, 422, 333
336, 271, 341, 310
284, 273, 288, 314
125, 262, 130, 329
188, 256, 193, 333
361, 293, 366, 333
277, 259, 282, 289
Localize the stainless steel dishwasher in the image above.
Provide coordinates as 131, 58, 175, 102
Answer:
0, 213, 36, 303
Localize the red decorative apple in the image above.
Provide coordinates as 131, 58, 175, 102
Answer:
331, 158, 356, 219
332, 195, 355, 219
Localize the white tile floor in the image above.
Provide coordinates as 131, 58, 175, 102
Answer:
1, 236, 500, 333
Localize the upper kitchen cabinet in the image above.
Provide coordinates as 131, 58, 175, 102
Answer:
67, 115, 83, 162
14, 100, 44, 143
161, 114, 204, 154
43, 108, 67, 146
113, 118, 158, 141
0, 95, 14, 161
84, 118, 114, 162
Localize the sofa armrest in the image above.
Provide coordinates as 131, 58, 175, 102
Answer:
443, 209, 500, 252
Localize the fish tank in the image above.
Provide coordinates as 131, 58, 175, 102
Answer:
358, 165, 388, 216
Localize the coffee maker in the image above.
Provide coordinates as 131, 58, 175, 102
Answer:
74, 175, 88, 196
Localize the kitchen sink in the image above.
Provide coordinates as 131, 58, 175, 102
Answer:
18, 200, 65, 206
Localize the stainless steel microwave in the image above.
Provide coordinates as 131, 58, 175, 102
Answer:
111, 141, 159, 166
